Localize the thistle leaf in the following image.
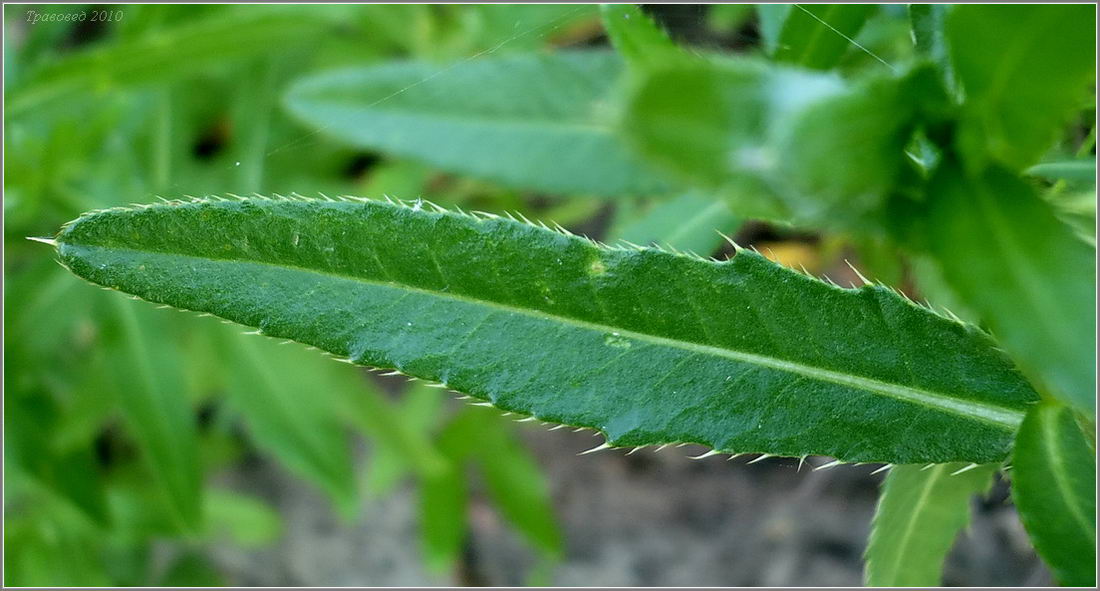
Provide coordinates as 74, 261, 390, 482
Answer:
285, 51, 670, 197
1012, 402, 1096, 586
864, 462, 998, 586
52, 197, 1038, 464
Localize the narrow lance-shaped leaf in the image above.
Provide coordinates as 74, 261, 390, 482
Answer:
773, 4, 876, 70
864, 462, 998, 586
216, 332, 358, 515
1012, 402, 1096, 586
925, 163, 1096, 414
51, 197, 1038, 464
285, 51, 670, 197
106, 297, 203, 533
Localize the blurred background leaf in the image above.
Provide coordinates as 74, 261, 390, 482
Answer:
4, 3, 1093, 586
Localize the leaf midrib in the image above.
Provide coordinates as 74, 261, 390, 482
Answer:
66, 239, 1027, 430
881, 464, 946, 584
292, 98, 614, 135
1041, 408, 1095, 544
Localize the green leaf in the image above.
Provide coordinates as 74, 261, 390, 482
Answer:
1012, 402, 1096, 586
621, 57, 844, 220
864, 462, 998, 586
925, 163, 1096, 414
600, 4, 682, 70
216, 332, 357, 514
1028, 159, 1097, 185
5, 394, 110, 526
440, 407, 562, 558
285, 51, 670, 197
53, 197, 1039, 464
363, 384, 446, 497
203, 489, 282, 548
6, 7, 347, 118
908, 4, 952, 91
343, 378, 450, 482
755, 5, 791, 55
107, 297, 203, 532
948, 5, 1096, 171
611, 192, 740, 256
418, 465, 467, 572
770, 65, 948, 223
623, 58, 946, 227
773, 4, 876, 70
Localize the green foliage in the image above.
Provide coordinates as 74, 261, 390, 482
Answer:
610, 192, 741, 255
107, 297, 203, 532
865, 463, 997, 586
1012, 402, 1097, 586
6, 6, 351, 117
419, 463, 468, 571
8, 3, 1096, 586
285, 51, 669, 197
925, 163, 1096, 414
54, 198, 1036, 464
947, 4, 1096, 171
599, 4, 682, 70
438, 407, 563, 559
215, 333, 358, 515
622, 57, 843, 220
772, 4, 876, 70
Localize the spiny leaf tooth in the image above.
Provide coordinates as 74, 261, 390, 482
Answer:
920, 463, 937, 471
578, 442, 612, 455
870, 464, 893, 475
950, 462, 980, 476
814, 459, 843, 471
688, 449, 721, 460
844, 259, 873, 286
747, 453, 773, 464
